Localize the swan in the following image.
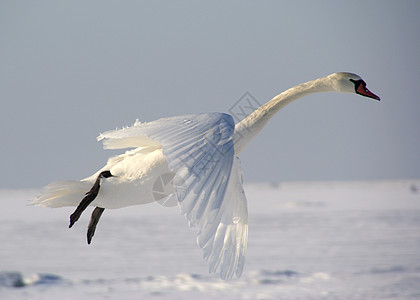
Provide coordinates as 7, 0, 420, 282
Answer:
31, 72, 380, 280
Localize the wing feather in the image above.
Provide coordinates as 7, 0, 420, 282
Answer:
98, 113, 248, 279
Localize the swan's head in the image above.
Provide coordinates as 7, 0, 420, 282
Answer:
329, 72, 380, 101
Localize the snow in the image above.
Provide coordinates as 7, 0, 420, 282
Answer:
1, 180, 420, 299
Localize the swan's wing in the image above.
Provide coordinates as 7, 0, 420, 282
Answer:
199, 156, 248, 279
98, 113, 248, 279
97, 113, 231, 151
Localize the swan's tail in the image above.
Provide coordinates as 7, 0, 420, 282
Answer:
30, 180, 92, 208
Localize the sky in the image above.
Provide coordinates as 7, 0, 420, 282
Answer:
0, 0, 419, 188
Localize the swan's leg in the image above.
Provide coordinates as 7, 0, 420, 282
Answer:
87, 206, 105, 244
69, 171, 113, 228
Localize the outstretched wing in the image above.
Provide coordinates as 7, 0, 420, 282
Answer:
199, 156, 248, 279
98, 113, 248, 279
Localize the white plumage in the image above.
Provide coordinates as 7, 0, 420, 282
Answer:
31, 72, 379, 279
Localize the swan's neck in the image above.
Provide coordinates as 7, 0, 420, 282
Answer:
233, 75, 335, 154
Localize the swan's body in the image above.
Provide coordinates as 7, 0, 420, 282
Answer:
32, 72, 379, 279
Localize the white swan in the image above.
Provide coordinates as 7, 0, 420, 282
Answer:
32, 72, 380, 280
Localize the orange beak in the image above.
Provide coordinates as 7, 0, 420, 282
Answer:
356, 84, 380, 101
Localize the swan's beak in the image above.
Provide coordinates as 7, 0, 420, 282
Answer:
356, 84, 380, 101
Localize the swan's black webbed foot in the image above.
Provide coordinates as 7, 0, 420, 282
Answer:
87, 206, 105, 244
69, 171, 113, 228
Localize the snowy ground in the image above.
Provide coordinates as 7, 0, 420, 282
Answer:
1, 180, 420, 299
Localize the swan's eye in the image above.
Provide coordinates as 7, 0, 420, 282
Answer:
349, 79, 364, 92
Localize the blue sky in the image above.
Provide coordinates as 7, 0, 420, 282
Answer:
1, 0, 419, 188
